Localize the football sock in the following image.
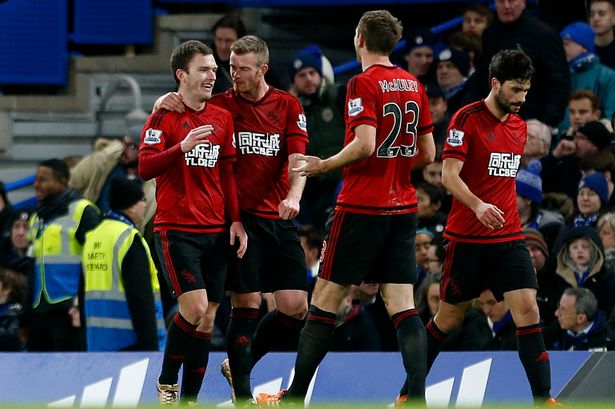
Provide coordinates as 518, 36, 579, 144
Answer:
159, 312, 196, 385
251, 309, 305, 365
286, 306, 336, 399
180, 331, 211, 402
393, 309, 427, 402
398, 318, 447, 396
516, 324, 551, 401
226, 307, 259, 399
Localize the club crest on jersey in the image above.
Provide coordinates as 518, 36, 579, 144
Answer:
297, 114, 307, 132
144, 128, 162, 145
348, 98, 364, 117
447, 129, 464, 147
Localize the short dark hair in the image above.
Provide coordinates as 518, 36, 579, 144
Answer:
212, 14, 247, 38
38, 159, 70, 182
464, 3, 493, 25
569, 89, 601, 111
170, 40, 213, 86
356, 10, 402, 55
416, 182, 444, 206
488, 47, 534, 85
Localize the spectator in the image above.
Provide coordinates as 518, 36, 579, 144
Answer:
598, 212, 615, 272
549, 287, 614, 351
416, 182, 447, 239
426, 241, 444, 275
559, 22, 615, 130
522, 119, 552, 167
0, 210, 34, 276
69, 127, 155, 233
211, 14, 247, 94
574, 172, 609, 227
298, 224, 324, 294
401, 28, 436, 84
415, 272, 441, 325
82, 177, 166, 351
524, 228, 559, 326
435, 47, 471, 115
560, 90, 610, 139
0, 267, 27, 351
553, 225, 615, 321
542, 192, 576, 225
461, 3, 493, 38
415, 228, 433, 288
580, 148, 615, 206
331, 284, 382, 351
447, 31, 482, 74
288, 46, 345, 228
589, 0, 615, 70
467, 0, 570, 128
542, 120, 613, 200
516, 160, 564, 247
477, 289, 517, 350
0, 181, 14, 251
26, 159, 100, 351
425, 83, 449, 152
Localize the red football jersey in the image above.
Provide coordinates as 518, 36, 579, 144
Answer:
443, 100, 526, 243
210, 88, 308, 219
335, 64, 433, 215
139, 104, 235, 233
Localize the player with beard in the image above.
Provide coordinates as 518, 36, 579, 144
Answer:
154, 35, 311, 406
395, 48, 564, 407
138, 40, 247, 405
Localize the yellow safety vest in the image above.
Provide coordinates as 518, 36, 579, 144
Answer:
83, 218, 166, 351
29, 199, 95, 308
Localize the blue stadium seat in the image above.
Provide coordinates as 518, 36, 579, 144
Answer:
71, 0, 153, 45
0, 0, 68, 85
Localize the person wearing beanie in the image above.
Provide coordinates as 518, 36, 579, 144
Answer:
560, 21, 615, 130
574, 171, 609, 227
82, 176, 166, 353
69, 119, 156, 233
517, 160, 564, 247
402, 28, 437, 82
435, 47, 471, 115
288, 45, 346, 229
0, 209, 34, 277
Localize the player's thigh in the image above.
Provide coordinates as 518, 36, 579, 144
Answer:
376, 213, 417, 284
268, 220, 308, 292
154, 230, 207, 298
489, 240, 538, 300
319, 211, 387, 286
440, 241, 487, 304
200, 232, 230, 304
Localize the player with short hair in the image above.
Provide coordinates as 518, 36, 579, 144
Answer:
155, 34, 311, 405
138, 40, 247, 406
256, 9, 435, 406
396, 48, 562, 407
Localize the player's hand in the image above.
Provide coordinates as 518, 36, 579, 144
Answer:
154, 92, 184, 113
279, 197, 300, 220
474, 202, 505, 230
291, 154, 327, 177
553, 138, 576, 158
230, 221, 248, 258
180, 125, 214, 152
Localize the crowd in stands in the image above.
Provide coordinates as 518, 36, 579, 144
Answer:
2, 0, 615, 353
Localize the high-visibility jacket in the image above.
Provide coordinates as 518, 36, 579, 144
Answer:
82, 218, 166, 351
29, 199, 93, 308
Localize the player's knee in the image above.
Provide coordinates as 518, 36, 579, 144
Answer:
435, 310, 464, 332
513, 302, 540, 325
180, 301, 209, 324
279, 300, 308, 320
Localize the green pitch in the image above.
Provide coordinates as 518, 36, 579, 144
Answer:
3, 404, 615, 409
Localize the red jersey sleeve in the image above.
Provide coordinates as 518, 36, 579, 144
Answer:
346, 75, 378, 131
138, 110, 183, 181
442, 110, 471, 162
219, 110, 236, 162
285, 95, 309, 155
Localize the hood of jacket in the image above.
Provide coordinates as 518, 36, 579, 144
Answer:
555, 226, 605, 287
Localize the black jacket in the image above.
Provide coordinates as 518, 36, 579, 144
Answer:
466, 10, 570, 128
